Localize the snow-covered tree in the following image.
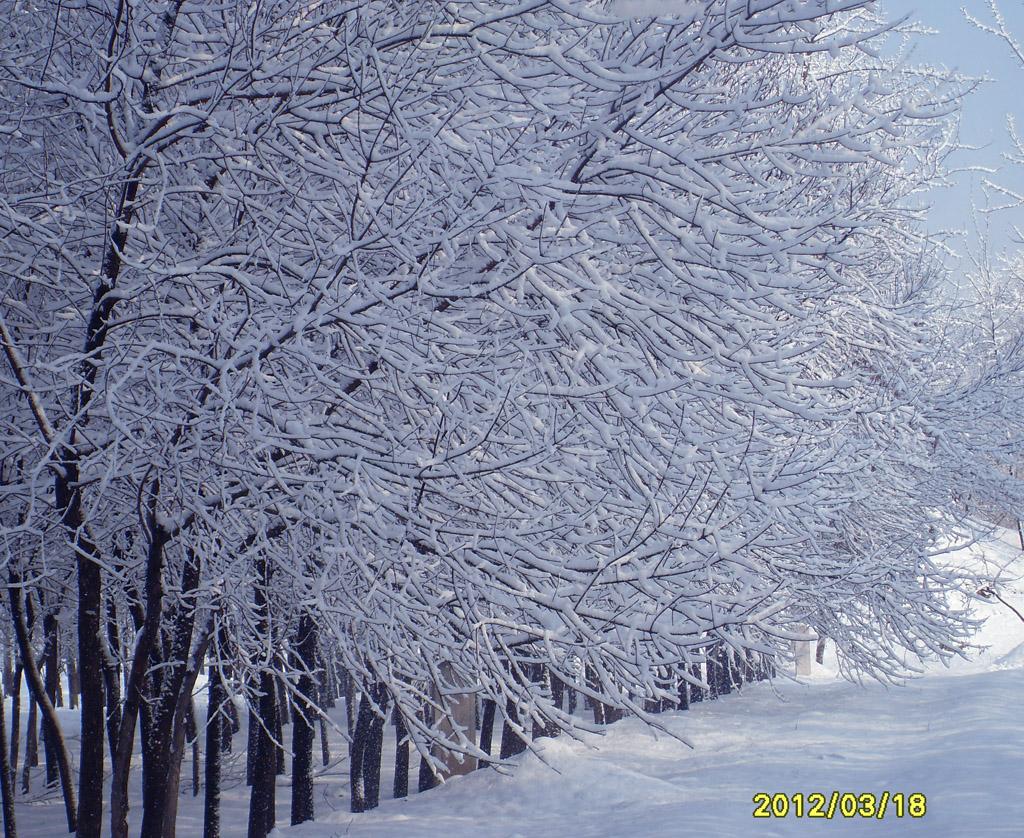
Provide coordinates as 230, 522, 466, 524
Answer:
0, 0, 1004, 833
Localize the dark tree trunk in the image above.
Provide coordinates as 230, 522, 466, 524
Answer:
0, 684, 15, 838
204, 663, 225, 838
393, 710, 409, 798
246, 670, 278, 838
477, 698, 496, 768
67, 471, 106, 838
186, 700, 200, 797
277, 678, 291, 726
728, 649, 743, 690
319, 656, 336, 710
499, 699, 527, 759
715, 647, 732, 697
363, 685, 388, 810
139, 697, 176, 838
550, 673, 564, 717
815, 636, 827, 665
343, 671, 356, 737
349, 689, 373, 813
585, 665, 620, 724
418, 753, 437, 793
8, 583, 75, 830
134, 545, 210, 838
290, 615, 316, 826
538, 670, 562, 737
319, 714, 330, 767
708, 655, 719, 700
586, 665, 606, 725
8, 666, 20, 781
161, 641, 212, 838
529, 664, 546, 740
349, 684, 388, 812
41, 613, 59, 788
416, 703, 437, 792
20, 695, 35, 794
677, 673, 689, 710
689, 662, 704, 703
67, 651, 79, 711
245, 545, 283, 838
273, 686, 285, 776
226, 694, 241, 738
102, 600, 122, 765
109, 517, 170, 838
245, 698, 259, 786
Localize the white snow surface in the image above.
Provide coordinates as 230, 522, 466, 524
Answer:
12, 532, 1024, 837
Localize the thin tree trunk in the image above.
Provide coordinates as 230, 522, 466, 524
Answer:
716, 647, 733, 696
477, 699, 496, 768
319, 657, 336, 710
0, 684, 16, 838
247, 672, 278, 838
41, 613, 59, 788
273, 683, 285, 776
393, 710, 409, 798
417, 703, 436, 792
318, 714, 330, 767
204, 662, 224, 838
8, 582, 75, 831
222, 701, 236, 752
242, 541, 283, 838
708, 654, 720, 700
245, 697, 259, 786
8, 666, 20, 781
138, 548, 209, 838
349, 689, 373, 813
290, 615, 316, 826
543, 673, 564, 737
68, 481, 105, 838
109, 516, 170, 838
815, 636, 827, 665
363, 685, 388, 810
499, 698, 527, 759
102, 599, 122, 765
66, 652, 79, 711
343, 671, 356, 738
417, 753, 437, 793
158, 631, 213, 838
139, 683, 175, 838
689, 662, 704, 702
277, 678, 291, 726
20, 695, 35, 795
187, 700, 200, 797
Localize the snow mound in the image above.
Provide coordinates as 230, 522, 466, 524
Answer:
993, 641, 1024, 670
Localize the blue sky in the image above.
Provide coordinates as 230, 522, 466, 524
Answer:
880, 0, 1024, 255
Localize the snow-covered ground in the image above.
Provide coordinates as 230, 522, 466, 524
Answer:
12, 531, 1024, 837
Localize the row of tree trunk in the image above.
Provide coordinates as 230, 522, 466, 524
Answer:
0, 604, 778, 838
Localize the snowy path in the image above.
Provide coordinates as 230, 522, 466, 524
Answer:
282, 668, 1024, 838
